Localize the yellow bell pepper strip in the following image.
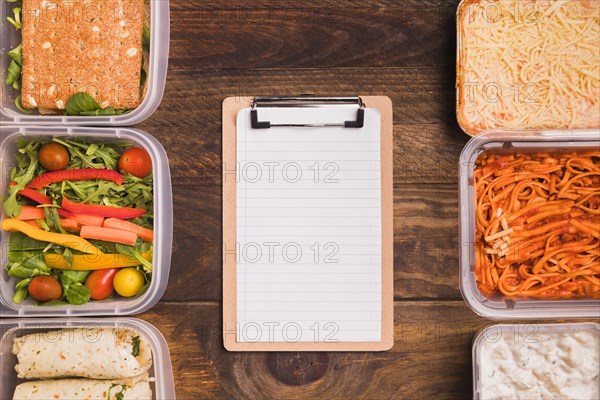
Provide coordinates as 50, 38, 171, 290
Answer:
1, 218, 101, 255
44, 252, 153, 271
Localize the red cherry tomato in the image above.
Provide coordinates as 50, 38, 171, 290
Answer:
38, 142, 70, 171
85, 269, 119, 300
28, 276, 63, 302
118, 148, 152, 178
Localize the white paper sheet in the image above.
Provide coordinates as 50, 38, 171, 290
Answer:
236, 106, 382, 343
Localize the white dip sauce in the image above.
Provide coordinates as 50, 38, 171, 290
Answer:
478, 329, 600, 400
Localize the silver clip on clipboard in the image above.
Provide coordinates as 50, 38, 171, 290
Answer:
250, 96, 366, 129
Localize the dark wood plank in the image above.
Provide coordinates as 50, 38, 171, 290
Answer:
394, 184, 460, 299
137, 68, 466, 187
162, 184, 461, 302
168, 0, 458, 70
140, 300, 488, 400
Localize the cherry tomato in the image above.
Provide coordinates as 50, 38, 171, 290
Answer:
38, 142, 70, 171
28, 276, 63, 302
118, 148, 152, 178
113, 268, 145, 297
85, 269, 119, 300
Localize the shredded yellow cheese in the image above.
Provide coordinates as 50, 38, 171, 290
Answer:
458, 0, 600, 135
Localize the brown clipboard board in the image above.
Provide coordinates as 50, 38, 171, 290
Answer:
222, 96, 394, 351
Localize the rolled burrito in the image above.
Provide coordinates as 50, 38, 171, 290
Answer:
12, 373, 152, 400
13, 328, 152, 379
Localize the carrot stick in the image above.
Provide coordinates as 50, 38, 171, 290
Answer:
80, 226, 138, 246
21, 218, 79, 232
103, 218, 154, 242
16, 206, 46, 221
72, 214, 105, 227
60, 218, 80, 232
25, 220, 42, 229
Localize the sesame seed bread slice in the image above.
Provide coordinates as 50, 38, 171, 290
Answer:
21, 0, 145, 111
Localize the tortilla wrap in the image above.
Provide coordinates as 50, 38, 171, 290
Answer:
12, 373, 152, 400
13, 328, 152, 379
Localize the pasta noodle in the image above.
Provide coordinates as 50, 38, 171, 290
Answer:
474, 150, 600, 299
457, 0, 600, 135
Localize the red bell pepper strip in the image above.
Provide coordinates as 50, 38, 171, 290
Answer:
61, 198, 147, 219
28, 169, 124, 189
17, 187, 74, 218
17, 187, 52, 205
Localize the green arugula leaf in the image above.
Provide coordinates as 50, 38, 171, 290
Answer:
62, 248, 74, 269
131, 336, 140, 356
115, 243, 152, 272
142, 24, 150, 50
108, 384, 126, 400
42, 205, 66, 234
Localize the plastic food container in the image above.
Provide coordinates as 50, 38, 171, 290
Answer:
0, 0, 169, 126
0, 125, 173, 317
0, 317, 176, 399
456, 0, 600, 137
459, 130, 600, 320
472, 322, 600, 400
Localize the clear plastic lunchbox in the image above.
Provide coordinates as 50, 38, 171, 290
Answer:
0, 0, 169, 126
0, 125, 173, 317
472, 322, 600, 400
459, 130, 600, 320
0, 317, 176, 399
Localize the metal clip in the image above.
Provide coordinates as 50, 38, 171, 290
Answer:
250, 96, 365, 129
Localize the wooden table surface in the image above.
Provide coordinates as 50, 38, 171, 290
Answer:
130, 1, 594, 399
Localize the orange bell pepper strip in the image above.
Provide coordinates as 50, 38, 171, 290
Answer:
1, 218, 101, 255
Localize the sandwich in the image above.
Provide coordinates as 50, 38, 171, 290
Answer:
12, 373, 152, 400
13, 327, 152, 379
4, 0, 149, 115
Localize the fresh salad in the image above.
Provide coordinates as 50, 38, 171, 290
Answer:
1, 138, 154, 306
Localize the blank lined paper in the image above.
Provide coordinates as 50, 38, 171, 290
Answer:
236, 106, 382, 343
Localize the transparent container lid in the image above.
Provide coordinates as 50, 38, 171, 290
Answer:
0, 0, 169, 126
0, 317, 176, 400
459, 129, 600, 320
0, 126, 173, 317
472, 322, 600, 400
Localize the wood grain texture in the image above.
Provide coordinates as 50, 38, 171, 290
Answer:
141, 301, 488, 400
161, 185, 461, 302
169, 1, 458, 70
137, 68, 466, 187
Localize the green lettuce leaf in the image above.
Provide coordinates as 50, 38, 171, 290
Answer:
65, 93, 126, 116
2, 141, 40, 217
64, 283, 91, 305
6, 6, 22, 30
6, 233, 51, 279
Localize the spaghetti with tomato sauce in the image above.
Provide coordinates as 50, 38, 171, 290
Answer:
474, 151, 599, 299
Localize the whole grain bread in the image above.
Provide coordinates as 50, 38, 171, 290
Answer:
21, 0, 145, 110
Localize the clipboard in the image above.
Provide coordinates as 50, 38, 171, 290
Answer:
223, 95, 394, 351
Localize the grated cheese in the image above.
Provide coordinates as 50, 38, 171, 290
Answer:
458, 0, 600, 135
